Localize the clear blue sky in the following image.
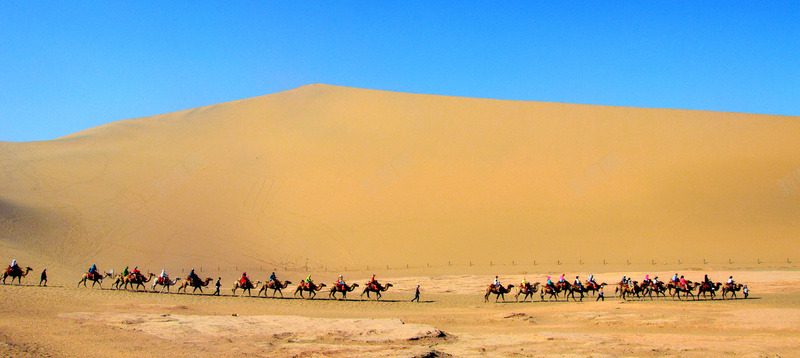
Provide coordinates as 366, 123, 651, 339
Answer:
2, 2, 798, 142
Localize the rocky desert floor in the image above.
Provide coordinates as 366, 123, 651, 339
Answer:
1, 270, 798, 357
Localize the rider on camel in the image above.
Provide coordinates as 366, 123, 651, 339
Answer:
493, 276, 500, 289
122, 266, 129, 277
672, 273, 679, 283
679, 275, 688, 289
574, 276, 583, 290
727, 276, 735, 287
588, 274, 596, 286
240, 272, 251, 287
189, 269, 200, 284
8, 259, 19, 274
546, 276, 554, 290
704, 274, 714, 290
89, 264, 99, 279
269, 271, 277, 283
304, 275, 313, 289
132, 266, 142, 279
520, 278, 528, 289
370, 274, 379, 289
621, 275, 628, 286
337, 275, 346, 290
644, 274, 650, 285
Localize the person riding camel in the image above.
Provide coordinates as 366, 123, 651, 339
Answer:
8, 259, 19, 275
559, 274, 565, 285
159, 269, 169, 284
122, 266, 129, 278
337, 275, 346, 290
88, 264, 99, 280
621, 275, 628, 286
703, 274, 714, 291
644, 274, 650, 285
588, 274, 596, 287
727, 276, 735, 288
679, 275, 688, 289
574, 276, 583, 290
131, 266, 143, 280
653, 276, 660, 287
304, 275, 313, 289
240, 272, 251, 287
520, 278, 528, 290
672, 273, 679, 283
546, 276, 554, 290
370, 274, 379, 290
188, 269, 200, 285
493, 276, 500, 289
269, 271, 277, 283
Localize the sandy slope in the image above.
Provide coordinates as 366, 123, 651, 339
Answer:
2, 84, 800, 274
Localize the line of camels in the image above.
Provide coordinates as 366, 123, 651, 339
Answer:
485, 278, 747, 302
71, 269, 393, 300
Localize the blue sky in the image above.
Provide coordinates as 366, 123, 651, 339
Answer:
1, 2, 798, 142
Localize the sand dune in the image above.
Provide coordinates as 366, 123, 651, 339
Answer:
1, 84, 799, 275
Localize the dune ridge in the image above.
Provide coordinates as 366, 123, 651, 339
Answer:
1, 84, 799, 275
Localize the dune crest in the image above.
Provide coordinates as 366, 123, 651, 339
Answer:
1, 84, 799, 272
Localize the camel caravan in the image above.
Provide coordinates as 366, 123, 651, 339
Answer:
485, 273, 750, 303
5, 259, 752, 304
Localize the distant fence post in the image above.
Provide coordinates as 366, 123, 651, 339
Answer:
788, 258, 792, 264
729, 259, 733, 264
703, 259, 707, 265
603, 259, 606, 265
626, 260, 630, 265
757, 259, 761, 265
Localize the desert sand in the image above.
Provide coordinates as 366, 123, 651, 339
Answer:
2, 84, 800, 356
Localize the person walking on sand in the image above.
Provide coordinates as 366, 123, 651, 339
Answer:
212, 277, 221, 296
596, 285, 605, 301
411, 285, 420, 302
39, 268, 47, 286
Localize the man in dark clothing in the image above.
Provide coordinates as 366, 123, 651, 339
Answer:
212, 277, 221, 296
411, 285, 420, 302
39, 268, 47, 287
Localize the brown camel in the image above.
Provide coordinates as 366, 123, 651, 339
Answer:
485, 283, 515, 303
3, 266, 32, 285
515, 282, 540, 302
151, 276, 180, 293
361, 282, 393, 300
294, 282, 326, 299
329, 283, 359, 300
232, 280, 262, 297
583, 281, 606, 297
697, 282, 722, 300
540, 283, 566, 302
259, 280, 293, 298
671, 281, 696, 300
77, 271, 112, 289
123, 272, 155, 291
722, 283, 744, 299
177, 277, 213, 294
643, 281, 668, 300
615, 281, 644, 301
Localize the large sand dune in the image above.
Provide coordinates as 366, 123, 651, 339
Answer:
1, 84, 799, 273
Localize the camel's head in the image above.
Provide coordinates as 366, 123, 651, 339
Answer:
284, 280, 292, 285
26, 267, 33, 271
351, 283, 359, 287
385, 283, 393, 287
318, 283, 327, 287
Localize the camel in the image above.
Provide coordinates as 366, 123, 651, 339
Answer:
671, 281, 696, 300
259, 280, 292, 298
515, 282, 540, 302
177, 277, 213, 294
540, 283, 565, 302
329, 283, 359, 300
77, 271, 112, 289
151, 276, 181, 293
615, 281, 644, 301
485, 283, 515, 303
643, 281, 668, 300
361, 282, 393, 300
123, 272, 155, 291
232, 280, 261, 297
583, 281, 606, 297
294, 282, 326, 299
722, 283, 744, 299
111, 274, 126, 290
697, 282, 722, 300
565, 283, 592, 302
3, 266, 32, 285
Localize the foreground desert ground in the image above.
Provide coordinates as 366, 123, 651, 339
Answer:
1, 268, 798, 357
